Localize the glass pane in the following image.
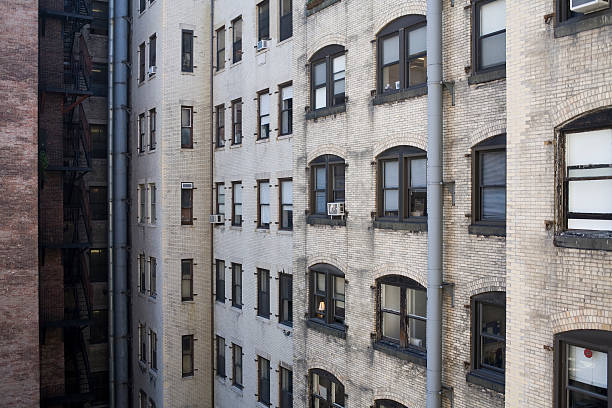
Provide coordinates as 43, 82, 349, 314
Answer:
569, 179, 612, 214
381, 284, 400, 311
408, 317, 426, 349
282, 205, 293, 229
260, 93, 270, 115
235, 204, 242, 216
260, 183, 270, 204
334, 276, 345, 298
384, 160, 399, 188
408, 26, 426, 55
282, 85, 293, 100
315, 86, 326, 109
181, 108, 191, 127
382, 312, 401, 340
315, 167, 326, 189
411, 159, 426, 187
407, 288, 427, 318
568, 391, 607, 408
181, 189, 192, 207
568, 167, 612, 178
333, 54, 345, 74
234, 19, 242, 38
282, 180, 293, 204
314, 62, 326, 86
181, 128, 192, 146
568, 218, 612, 231
333, 382, 345, 406
333, 165, 345, 192
234, 185, 242, 203
481, 303, 505, 337
313, 374, 327, 399
334, 79, 345, 98
261, 205, 270, 224
316, 272, 326, 291
316, 192, 327, 214
569, 345, 608, 389
482, 187, 505, 220
566, 129, 612, 167
410, 191, 426, 217
482, 150, 506, 186
384, 190, 399, 213
408, 56, 427, 87
383, 63, 400, 92
480, 32, 506, 69
481, 337, 504, 369
480, 0, 506, 35
383, 35, 399, 64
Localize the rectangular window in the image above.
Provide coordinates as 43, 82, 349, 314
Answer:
181, 106, 193, 148
311, 157, 346, 215
232, 182, 242, 226
139, 254, 146, 294
280, 84, 293, 136
231, 263, 242, 308
90, 309, 108, 344
182, 335, 194, 377
139, 0, 145, 13
231, 99, 242, 145
216, 105, 225, 147
332, 54, 346, 106
280, 178, 293, 230
311, 268, 346, 328
232, 344, 243, 388
150, 329, 157, 370
90, 124, 107, 159
313, 61, 327, 110
90, 186, 107, 221
149, 183, 156, 224
181, 182, 193, 225
149, 34, 156, 72
149, 109, 156, 150
279, 273, 293, 326
473, 296, 506, 375
216, 27, 225, 71
91, 1, 109, 35
139, 43, 145, 82
181, 259, 193, 301
474, 0, 506, 72
258, 180, 270, 228
473, 135, 506, 224
257, 268, 270, 318
258, 356, 271, 405
139, 323, 147, 363
138, 113, 146, 152
232, 17, 243, 63
91, 63, 108, 96
279, 0, 292, 41
216, 182, 225, 216
181, 30, 193, 72
138, 184, 146, 223
149, 257, 156, 297
258, 91, 271, 140
89, 248, 108, 282
139, 390, 147, 408
257, 0, 270, 41
215, 259, 225, 302
216, 336, 226, 377
280, 366, 293, 408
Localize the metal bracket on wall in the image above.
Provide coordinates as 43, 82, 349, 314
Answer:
443, 81, 456, 106
123, 16, 133, 25
443, 181, 456, 206
441, 282, 455, 307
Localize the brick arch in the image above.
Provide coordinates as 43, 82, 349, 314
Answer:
306, 145, 348, 164
372, 263, 427, 288
466, 276, 506, 298
306, 361, 349, 389
551, 309, 612, 335
306, 34, 347, 61
467, 119, 507, 150
372, 133, 427, 158
372, 389, 413, 406
307, 256, 348, 275
374, 1, 428, 35
552, 86, 612, 129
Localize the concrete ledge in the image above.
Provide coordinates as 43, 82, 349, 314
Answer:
305, 104, 346, 120
555, 12, 612, 38
373, 220, 427, 232
307, 215, 346, 227
372, 341, 426, 367
468, 223, 506, 237
373, 86, 427, 106
306, 0, 340, 16
306, 319, 346, 339
554, 231, 612, 252
468, 67, 506, 85
466, 369, 505, 394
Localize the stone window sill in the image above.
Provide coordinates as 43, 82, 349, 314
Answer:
554, 230, 612, 252
372, 341, 426, 367
305, 104, 346, 120
468, 67, 506, 85
306, 215, 346, 227
306, 0, 340, 16
466, 369, 505, 394
306, 319, 346, 339
555, 10, 612, 38
373, 219, 427, 232
373, 86, 427, 105
468, 223, 505, 237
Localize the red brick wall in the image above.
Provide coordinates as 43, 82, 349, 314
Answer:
0, 0, 40, 406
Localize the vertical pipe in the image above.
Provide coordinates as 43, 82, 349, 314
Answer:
113, 0, 129, 404
426, 0, 443, 406
209, 0, 215, 405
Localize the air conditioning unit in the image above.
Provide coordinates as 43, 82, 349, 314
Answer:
181, 182, 193, 189
570, 0, 609, 13
148, 65, 157, 76
327, 202, 345, 217
209, 214, 225, 224
257, 39, 269, 51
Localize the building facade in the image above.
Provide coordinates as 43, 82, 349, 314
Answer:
212, 0, 294, 407
129, 0, 213, 406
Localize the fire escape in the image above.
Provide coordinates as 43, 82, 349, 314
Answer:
39, 0, 95, 406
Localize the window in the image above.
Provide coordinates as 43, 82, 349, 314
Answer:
181, 106, 193, 148
232, 17, 243, 63
139, 254, 146, 294
279, 366, 293, 408
181, 30, 193, 72
257, 268, 270, 318
376, 146, 427, 222
181, 182, 193, 225
258, 91, 271, 140
139, 0, 145, 13
150, 329, 157, 370
216, 27, 225, 71
90, 309, 108, 344
215, 259, 225, 302
91, 1, 109, 35
469, 292, 506, 389
231, 99, 242, 145
258, 356, 271, 405
279, 84, 293, 135
376, 400, 408, 408
149, 34, 156, 73
257, 0, 270, 42
279, 0, 292, 41
138, 184, 146, 223
182, 335, 194, 377
232, 344, 243, 388
149, 257, 157, 297
310, 45, 346, 110
279, 273, 293, 326
139, 43, 145, 82
472, 134, 506, 226
149, 109, 156, 150
279, 178, 293, 230
149, 183, 156, 224
258, 180, 270, 228
181, 259, 193, 301
232, 182, 242, 226
138, 113, 146, 153
91, 63, 108, 96
215, 105, 225, 147
310, 155, 345, 215
310, 369, 345, 408
90, 124, 107, 159
139, 323, 147, 363
231, 263, 242, 308
89, 248, 108, 282
90, 186, 107, 221
139, 390, 147, 408
216, 336, 226, 377
310, 264, 345, 329
555, 330, 611, 408
216, 182, 225, 216
557, 0, 611, 23
377, 15, 427, 94
473, 0, 506, 72
376, 275, 427, 353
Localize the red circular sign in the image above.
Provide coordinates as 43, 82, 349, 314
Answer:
584, 349, 593, 358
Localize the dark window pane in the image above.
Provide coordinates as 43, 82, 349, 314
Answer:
89, 248, 108, 282
258, 0, 270, 41
90, 186, 108, 220
382, 63, 400, 92
480, 32, 506, 69
408, 56, 427, 87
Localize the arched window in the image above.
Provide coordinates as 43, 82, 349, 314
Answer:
376, 146, 427, 222
310, 369, 345, 408
376, 15, 427, 94
309, 264, 345, 330
471, 134, 506, 231
310, 155, 345, 216
375, 400, 408, 408
310, 45, 346, 110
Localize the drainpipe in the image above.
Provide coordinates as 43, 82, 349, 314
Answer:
209, 0, 215, 406
113, 0, 129, 403
107, 0, 115, 404
426, 0, 443, 406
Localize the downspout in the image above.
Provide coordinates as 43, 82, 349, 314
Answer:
425, 0, 443, 406
107, 0, 115, 404
113, 0, 129, 403
209, 1, 215, 405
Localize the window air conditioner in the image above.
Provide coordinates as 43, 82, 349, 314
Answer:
148, 65, 157, 76
257, 39, 269, 51
181, 182, 193, 189
327, 202, 345, 217
570, 0, 609, 13
209, 214, 225, 224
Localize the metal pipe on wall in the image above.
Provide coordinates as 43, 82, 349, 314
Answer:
209, 0, 216, 405
426, 0, 443, 406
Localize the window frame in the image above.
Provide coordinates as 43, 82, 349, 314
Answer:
149, 108, 156, 150
310, 369, 346, 408
231, 263, 242, 308
149, 256, 156, 297
472, 0, 506, 74
149, 34, 156, 72
258, 356, 271, 406
216, 182, 225, 217
138, 42, 146, 83
231, 99, 242, 145
257, 90, 271, 140
139, 0, 146, 13
258, 179, 271, 229
231, 181, 242, 226
279, 178, 293, 230
181, 182, 194, 225
215, 104, 225, 148
150, 329, 157, 370
556, 0, 612, 24
181, 106, 193, 149
90, 186, 108, 221
181, 30, 194, 73
138, 113, 146, 153
216, 335, 226, 378
257, 0, 270, 42
309, 155, 345, 216
232, 343, 243, 388
181, 259, 194, 301
232, 16, 243, 63
181, 334, 194, 377
138, 253, 146, 294
309, 264, 346, 330
309, 45, 346, 111
215, 259, 225, 303
279, 366, 293, 408
149, 183, 156, 224
216, 26, 225, 71
139, 323, 147, 363
279, 272, 293, 327
279, 82, 293, 136
472, 134, 507, 226
470, 292, 506, 386
279, 0, 293, 41
257, 268, 271, 318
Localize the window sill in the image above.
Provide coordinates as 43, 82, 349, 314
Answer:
555, 10, 612, 37
255, 137, 271, 144
466, 369, 505, 394
305, 0, 340, 16
229, 143, 242, 149
468, 67, 506, 85
372, 341, 427, 367
468, 223, 505, 237
373, 86, 427, 105
554, 230, 612, 252
305, 104, 346, 120
373, 219, 427, 232
306, 319, 346, 339
306, 215, 346, 227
